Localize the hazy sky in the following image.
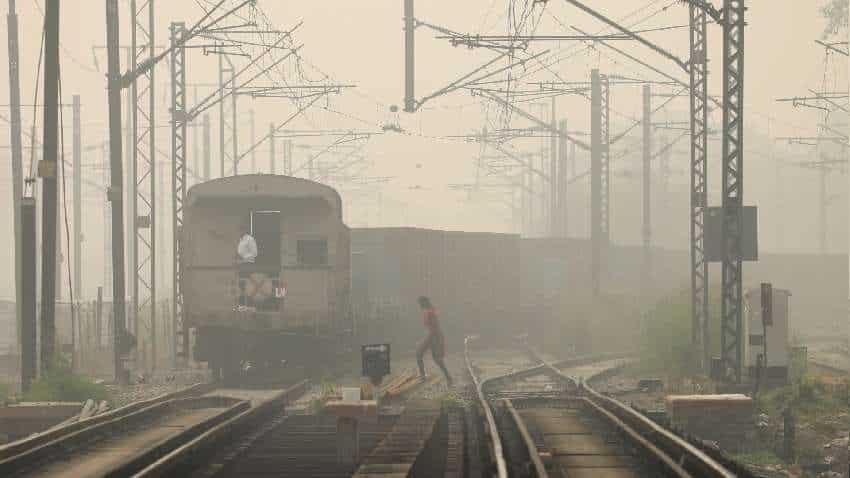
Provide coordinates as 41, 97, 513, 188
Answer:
0, 1, 847, 299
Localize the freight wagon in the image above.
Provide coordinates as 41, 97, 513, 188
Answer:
350, 228, 521, 350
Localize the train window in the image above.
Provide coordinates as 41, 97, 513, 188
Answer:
297, 239, 328, 266
748, 334, 764, 346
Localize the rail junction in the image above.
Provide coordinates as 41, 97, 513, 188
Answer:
0, 337, 776, 478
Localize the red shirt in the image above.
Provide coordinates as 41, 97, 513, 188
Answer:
422, 308, 442, 337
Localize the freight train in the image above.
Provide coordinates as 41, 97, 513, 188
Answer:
180, 174, 677, 379
181, 174, 351, 380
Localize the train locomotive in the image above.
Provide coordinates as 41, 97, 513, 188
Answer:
181, 174, 351, 379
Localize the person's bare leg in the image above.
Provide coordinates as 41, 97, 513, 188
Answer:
416, 337, 430, 378
431, 345, 453, 385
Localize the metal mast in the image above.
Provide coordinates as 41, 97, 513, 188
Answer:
591, 70, 602, 295
601, 75, 610, 248
170, 22, 188, 364
218, 51, 237, 177
689, 2, 710, 369
131, 0, 156, 370
720, 0, 746, 382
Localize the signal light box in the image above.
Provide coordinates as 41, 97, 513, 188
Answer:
705, 206, 758, 262
362, 344, 391, 380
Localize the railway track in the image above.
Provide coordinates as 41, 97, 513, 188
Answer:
0, 353, 454, 478
0, 368, 311, 478
131, 368, 445, 478
465, 337, 741, 478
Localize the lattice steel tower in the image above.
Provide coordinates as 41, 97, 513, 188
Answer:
169, 22, 188, 364
720, 0, 746, 382
131, 0, 157, 368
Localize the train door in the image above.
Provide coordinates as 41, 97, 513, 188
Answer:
250, 211, 282, 312
252, 211, 281, 268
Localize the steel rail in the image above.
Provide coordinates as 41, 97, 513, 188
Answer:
579, 395, 693, 477
464, 336, 509, 478
133, 379, 311, 477
503, 399, 549, 478
0, 382, 214, 462
530, 351, 737, 478
0, 395, 248, 477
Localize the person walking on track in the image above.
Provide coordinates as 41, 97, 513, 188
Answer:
416, 296, 453, 385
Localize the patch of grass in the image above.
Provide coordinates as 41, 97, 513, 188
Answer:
0, 382, 11, 403
632, 288, 706, 379
554, 292, 643, 356
22, 366, 110, 403
439, 389, 465, 408
731, 449, 783, 466
760, 373, 848, 421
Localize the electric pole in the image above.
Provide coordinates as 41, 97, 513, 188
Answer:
130, 0, 156, 371
549, 97, 558, 237
720, 0, 746, 383
39, 0, 60, 373
403, 0, 415, 112
689, 0, 710, 371
203, 114, 211, 181
269, 123, 276, 173
6, 0, 25, 384
642, 85, 652, 291
73, 96, 82, 302
170, 21, 188, 365
250, 109, 256, 173
557, 119, 568, 237
590, 69, 610, 297
106, 0, 128, 383
285, 139, 292, 175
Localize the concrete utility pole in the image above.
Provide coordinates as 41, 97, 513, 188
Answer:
403, 0, 415, 112
6, 0, 24, 381
21, 198, 36, 390
73, 96, 82, 302
123, 47, 134, 338
817, 157, 829, 254
203, 114, 211, 181
38, 0, 60, 373
106, 0, 128, 383
284, 140, 292, 175
249, 109, 256, 173
193, 88, 200, 183
101, 144, 112, 298
642, 85, 652, 290
557, 119, 568, 237
549, 98, 558, 237
269, 123, 275, 173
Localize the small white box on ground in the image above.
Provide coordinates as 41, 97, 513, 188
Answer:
342, 387, 361, 401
